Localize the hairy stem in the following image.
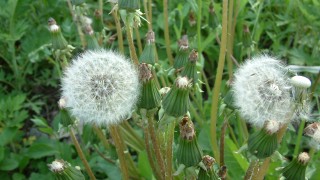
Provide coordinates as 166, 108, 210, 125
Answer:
70, 128, 96, 180
210, 0, 229, 164
111, 11, 124, 54
163, 0, 174, 65
165, 121, 175, 180
226, 0, 234, 80
134, 27, 143, 55
109, 125, 130, 180
125, 17, 139, 65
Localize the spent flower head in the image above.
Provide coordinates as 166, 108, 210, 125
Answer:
232, 55, 293, 127
61, 49, 140, 126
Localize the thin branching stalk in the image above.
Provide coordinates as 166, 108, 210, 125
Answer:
163, 0, 174, 65
226, 0, 234, 80
165, 121, 175, 180
111, 11, 124, 54
210, 0, 229, 164
69, 128, 96, 180
109, 125, 130, 180
134, 27, 143, 55
66, 0, 86, 48
93, 146, 115, 164
125, 18, 139, 65
93, 125, 110, 150
227, 123, 239, 148
147, 111, 166, 179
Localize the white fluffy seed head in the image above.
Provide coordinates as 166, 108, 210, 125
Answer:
265, 120, 280, 134
61, 50, 140, 126
298, 152, 310, 165
48, 160, 65, 173
232, 55, 293, 127
49, 24, 60, 32
176, 76, 190, 88
290, 76, 311, 89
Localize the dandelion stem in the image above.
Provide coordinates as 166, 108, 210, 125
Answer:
134, 27, 143, 55
147, 110, 165, 179
293, 120, 306, 157
109, 125, 130, 180
111, 11, 124, 54
93, 125, 110, 150
125, 17, 139, 65
226, 0, 234, 80
197, 0, 202, 52
69, 128, 96, 180
165, 121, 175, 180
210, 0, 229, 164
163, 0, 174, 65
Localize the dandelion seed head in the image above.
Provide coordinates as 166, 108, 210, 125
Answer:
61, 50, 140, 126
232, 55, 293, 127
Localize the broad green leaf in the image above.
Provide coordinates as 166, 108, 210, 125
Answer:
26, 143, 59, 159
0, 157, 19, 171
138, 150, 153, 179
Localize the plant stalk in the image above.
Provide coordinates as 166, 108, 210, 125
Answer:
163, 0, 174, 65
69, 128, 96, 180
210, 0, 229, 164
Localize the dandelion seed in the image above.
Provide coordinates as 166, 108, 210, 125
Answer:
61, 50, 140, 126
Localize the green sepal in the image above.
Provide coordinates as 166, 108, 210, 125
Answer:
282, 158, 308, 180
198, 168, 220, 180
118, 0, 140, 12
51, 30, 68, 50
248, 129, 278, 159
53, 166, 85, 180
177, 137, 202, 167
138, 79, 161, 109
139, 43, 155, 65
59, 109, 75, 127
162, 87, 190, 117
174, 49, 189, 69
181, 62, 198, 83
85, 34, 100, 50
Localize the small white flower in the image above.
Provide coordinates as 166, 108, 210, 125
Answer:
265, 120, 280, 134
232, 55, 293, 127
61, 50, 140, 126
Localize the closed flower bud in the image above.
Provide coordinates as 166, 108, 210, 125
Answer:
181, 49, 198, 84
232, 55, 293, 128
304, 122, 320, 149
281, 152, 310, 180
48, 159, 85, 180
48, 18, 68, 50
138, 63, 161, 109
139, 31, 156, 65
198, 155, 219, 180
61, 50, 140, 126
242, 24, 252, 48
162, 76, 191, 117
174, 35, 190, 69
84, 25, 100, 50
176, 116, 202, 167
248, 120, 280, 158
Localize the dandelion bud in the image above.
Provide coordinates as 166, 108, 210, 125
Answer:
232, 55, 293, 128
304, 122, 320, 149
139, 31, 156, 65
48, 159, 85, 180
61, 50, 140, 126
181, 49, 198, 84
176, 116, 202, 167
281, 152, 310, 180
58, 97, 67, 109
247, 120, 280, 158
84, 25, 100, 50
159, 87, 171, 97
48, 18, 68, 50
138, 64, 161, 109
174, 35, 190, 69
118, 0, 140, 12
290, 76, 311, 89
198, 155, 220, 180
242, 24, 252, 48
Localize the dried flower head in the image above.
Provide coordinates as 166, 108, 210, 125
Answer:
61, 50, 140, 126
298, 152, 310, 165
232, 55, 293, 127
48, 160, 65, 173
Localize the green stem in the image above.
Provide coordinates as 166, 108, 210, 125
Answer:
165, 121, 175, 180
109, 125, 130, 180
293, 120, 306, 157
134, 27, 143, 55
112, 11, 124, 54
147, 111, 165, 179
163, 0, 174, 65
125, 17, 139, 65
210, 0, 229, 164
197, 0, 202, 52
69, 128, 96, 180
226, 0, 234, 80
92, 125, 110, 150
